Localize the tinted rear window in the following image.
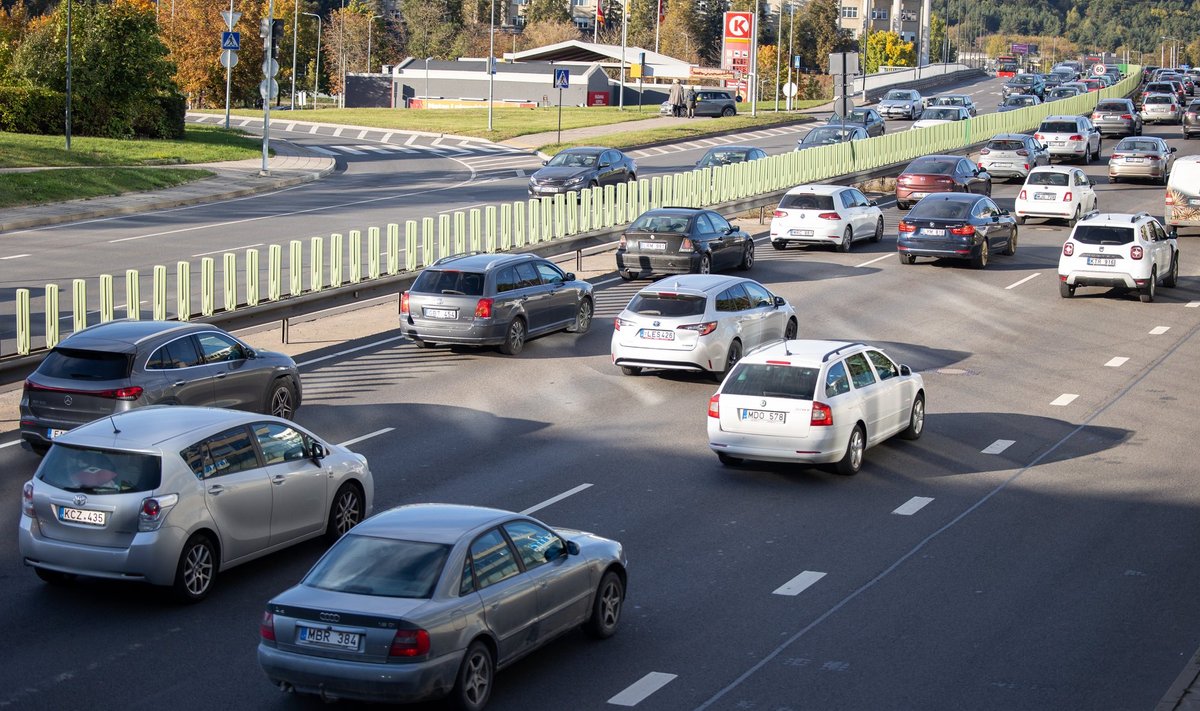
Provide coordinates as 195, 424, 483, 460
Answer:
906, 158, 957, 174
37, 445, 162, 494
722, 363, 818, 400
1096, 101, 1128, 111
304, 535, 449, 599
629, 213, 690, 233
37, 348, 131, 381
987, 140, 1025, 151
411, 269, 485, 296
779, 193, 835, 210
1027, 171, 1070, 186
1040, 121, 1080, 133
1073, 225, 1135, 245
1145, 95, 1173, 104
627, 293, 707, 317
1116, 140, 1162, 152
909, 199, 973, 220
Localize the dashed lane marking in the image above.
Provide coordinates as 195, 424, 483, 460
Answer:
1005, 273, 1040, 290
855, 254, 892, 268
1150, 326, 1170, 335
608, 672, 678, 706
1050, 393, 1079, 406
1105, 357, 1129, 367
892, 497, 934, 516
338, 427, 395, 448
773, 570, 827, 596
521, 483, 594, 516
982, 439, 1015, 454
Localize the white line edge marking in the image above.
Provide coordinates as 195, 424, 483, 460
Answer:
1186, 302, 1200, 308
1005, 273, 1040, 290
191, 243, 263, 258
1150, 326, 1170, 335
855, 253, 892, 268
1104, 357, 1129, 367
0, 440, 21, 449
607, 672, 677, 707
981, 439, 1015, 455
1050, 393, 1078, 406
772, 570, 826, 596
0, 254, 30, 260
521, 483, 593, 516
892, 496, 934, 516
337, 427, 394, 448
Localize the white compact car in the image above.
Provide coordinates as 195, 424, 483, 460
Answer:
611, 275, 798, 379
707, 340, 924, 475
769, 184, 884, 252
1058, 212, 1179, 302
1014, 166, 1098, 226
1035, 115, 1103, 164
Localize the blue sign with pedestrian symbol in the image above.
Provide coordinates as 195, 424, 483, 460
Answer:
221, 31, 241, 51
553, 68, 569, 90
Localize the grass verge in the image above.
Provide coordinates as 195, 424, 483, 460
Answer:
0, 168, 213, 209
0, 125, 263, 169
536, 112, 814, 154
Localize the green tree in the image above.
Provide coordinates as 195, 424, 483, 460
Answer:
864, 30, 915, 73
400, 0, 460, 59
805, 0, 852, 72
625, 0, 657, 50
0, 4, 32, 84
929, 14, 956, 63
694, 0, 726, 65
658, 0, 701, 63
524, 0, 570, 25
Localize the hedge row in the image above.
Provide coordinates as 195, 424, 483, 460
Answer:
0, 86, 185, 139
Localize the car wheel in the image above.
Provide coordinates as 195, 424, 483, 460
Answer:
619, 365, 642, 376
34, 567, 76, 586
451, 641, 494, 711
784, 318, 798, 340
585, 570, 625, 639
1140, 268, 1157, 303
1060, 280, 1075, 298
1002, 227, 1018, 256
698, 253, 712, 274
1110, 175, 1120, 183
498, 318, 526, 355
971, 239, 989, 269
1160, 171, 1169, 186
737, 241, 754, 270
721, 106, 735, 117
837, 226, 853, 253
1164, 254, 1179, 288
717, 452, 743, 466
326, 482, 364, 543
872, 217, 884, 243
628, 173, 637, 183
713, 340, 742, 381
567, 298, 593, 334
589, 180, 599, 189
835, 424, 865, 476
771, 241, 787, 251
265, 378, 298, 420
1081, 149, 1090, 165
618, 270, 638, 281
1068, 207, 1081, 227
173, 534, 217, 603
900, 394, 925, 441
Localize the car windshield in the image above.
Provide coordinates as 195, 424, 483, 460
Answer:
37, 445, 162, 494
906, 158, 957, 175
629, 214, 690, 233
846, 110, 871, 121
1116, 140, 1162, 152
626, 293, 707, 317
546, 151, 598, 167
699, 150, 750, 166
885, 90, 914, 101
1072, 225, 1135, 246
922, 108, 961, 120
909, 199, 973, 220
304, 535, 450, 599
36, 347, 132, 380
1027, 171, 1070, 186
411, 269, 486, 296
1040, 121, 1080, 133
779, 193, 835, 210
1145, 95, 1173, 104
987, 139, 1026, 151
1190, 102, 1200, 110
804, 128, 854, 144
722, 363, 818, 400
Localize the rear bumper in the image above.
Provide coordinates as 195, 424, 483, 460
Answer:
401, 317, 509, 346
1061, 271, 1142, 289
1015, 201, 1073, 219
707, 427, 845, 465
896, 186, 953, 202
978, 162, 1030, 178
897, 240, 977, 261
18, 516, 185, 586
615, 252, 700, 275
1094, 121, 1135, 135
1109, 164, 1167, 178
258, 643, 460, 704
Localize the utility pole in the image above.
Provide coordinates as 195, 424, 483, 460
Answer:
65, 0, 72, 151
487, 0, 496, 130
619, 0, 627, 110
290, 0, 298, 107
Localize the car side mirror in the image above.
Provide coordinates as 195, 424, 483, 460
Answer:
999, 208, 1010, 215
1171, 147, 1178, 153
899, 364, 912, 376
774, 295, 787, 308
310, 442, 327, 462
244, 347, 258, 359
565, 272, 576, 281
541, 159, 548, 166
566, 540, 581, 556
724, 225, 737, 235
869, 199, 878, 206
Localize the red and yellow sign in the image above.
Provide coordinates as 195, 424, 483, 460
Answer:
721, 11, 754, 98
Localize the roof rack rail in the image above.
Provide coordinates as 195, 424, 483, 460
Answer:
821, 342, 865, 363
432, 251, 499, 265
1131, 211, 1152, 222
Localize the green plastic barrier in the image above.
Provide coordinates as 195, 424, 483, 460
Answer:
155, 264, 169, 320
177, 262, 190, 320
269, 245, 282, 301
288, 241, 302, 298
45, 284, 59, 347
73, 279, 87, 333
125, 269, 139, 320
99, 274, 114, 323
16, 288, 30, 355
348, 231, 361, 284
246, 249, 259, 307
222, 254, 236, 311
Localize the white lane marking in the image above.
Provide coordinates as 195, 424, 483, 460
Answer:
381, 131, 393, 143
1005, 273, 1040, 290
378, 144, 417, 153
1105, 357, 1129, 367
521, 483, 593, 516
892, 496, 934, 516
608, 672, 677, 707
855, 254, 892, 268
338, 427, 394, 448
648, 147, 671, 155
697, 139, 720, 146
356, 129, 369, 139
286, 122, 296, 131
1149, 326, 1170, 335
0, 440, 21, 449
772, 570, 826, 596
981, 439, 1015, 455
297, 335, 411, 368
1186, 302, 1200, 308
331, 145, 365, 155
1051, 393, 1078, 406
515, 169, 526, 177
1, 254, 30, 260
191, 243, 263, 257
238, 118, 252, 127
353, 144, 391, 153
404, 134, 419, 145
432, 136, 446, 146
332, 127, 345, 137
306, 146, 338, 156
308, 124, 319, 134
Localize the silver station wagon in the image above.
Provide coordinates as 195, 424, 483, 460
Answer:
258, 503, 627, 709
19, 406, 373, 602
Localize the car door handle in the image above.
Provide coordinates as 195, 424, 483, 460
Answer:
173, 380, 188, 387
215, 372, 227, 379
272, 475, 287, 485
207, 484, 225, 495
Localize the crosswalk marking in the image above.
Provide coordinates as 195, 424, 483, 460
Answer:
353, 144, 390, 153
330, 144, 365, 154
307, 146, 339, 156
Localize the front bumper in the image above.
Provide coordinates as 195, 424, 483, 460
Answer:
258, 643, 460, 704
529, 183, 586, 196
19, 515, 186, 586
879, 106, 915, 118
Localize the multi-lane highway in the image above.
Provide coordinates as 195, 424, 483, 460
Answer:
1, 71, 1198, 709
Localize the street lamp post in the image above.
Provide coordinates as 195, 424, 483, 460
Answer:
774, 9, 781, 111
366, 14, 382, 72
65, 0, 72, 151
786, 1, 796, 111
303, 12, 321, 108
338, 0, 345, 108
291, 0, 299, 108
487, 0, 496, 131
619, 0, 627, 110
425, 56, 432, 102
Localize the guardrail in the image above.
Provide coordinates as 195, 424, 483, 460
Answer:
3, 68, 1141, 369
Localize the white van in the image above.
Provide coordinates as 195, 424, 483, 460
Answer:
1166, 156, 1200, 236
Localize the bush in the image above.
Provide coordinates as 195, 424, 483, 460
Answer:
0, 85, 64, 134
0, 86, 184, 139
130, 94, 187, 140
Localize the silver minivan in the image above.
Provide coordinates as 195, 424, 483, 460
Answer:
19, 406, 373, 602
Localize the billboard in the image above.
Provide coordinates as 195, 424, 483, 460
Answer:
721, 11, 754, 98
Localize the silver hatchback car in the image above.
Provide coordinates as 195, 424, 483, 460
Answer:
258, 504, 627, 709
19, 406, 373, 601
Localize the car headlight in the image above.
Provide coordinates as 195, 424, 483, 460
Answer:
565, 175, 587, 185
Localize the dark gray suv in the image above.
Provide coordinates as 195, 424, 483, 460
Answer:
20, 320, 301, 455
400, 253, 595, 355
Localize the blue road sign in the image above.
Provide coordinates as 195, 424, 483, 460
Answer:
553, 68, 570, 89
222, 31, 241, 51
792, 55, 802, 70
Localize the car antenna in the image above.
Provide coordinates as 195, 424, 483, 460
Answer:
109, 415, 121, 435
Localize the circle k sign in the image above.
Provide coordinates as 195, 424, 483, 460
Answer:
725, 12, 753, 40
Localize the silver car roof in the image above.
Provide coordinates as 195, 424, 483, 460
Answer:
53, 405, 278, 451
350, 503, 519, 544
640, 274, 748, 295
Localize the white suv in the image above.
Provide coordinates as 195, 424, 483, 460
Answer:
1058, 212, 1179, 302
1035, 115, 1102, 164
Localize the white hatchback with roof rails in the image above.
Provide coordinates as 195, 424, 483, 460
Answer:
1058, 212, 1179, 302
707, 340, 924, 475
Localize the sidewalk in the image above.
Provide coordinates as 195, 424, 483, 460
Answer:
0, 140, 336, 234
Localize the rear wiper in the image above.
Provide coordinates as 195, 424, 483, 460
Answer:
440, 289, 465, 295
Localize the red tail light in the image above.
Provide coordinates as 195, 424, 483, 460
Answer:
1166, 191, 1175, 206
474, 298, 493, 318
810, 402, 833, 426
898, 221, 916, 233
618, 235, 627, 248
1120, 114, 1133, 119
614, 317, 635, 331
679, 321, 717, 336
1034, 133, 1044, 141
1016, 149, 1029, 156
1019, 190, 1027, 200
817, 212, 840, 220
978, 162, 985, 170
950, 225, 976, 235
1111, 152, 1126, 160
979, 148, 991, 155
22, 481, 35, 518
897, 174, 912, 183
1024, 164, 1031, 170
1131, 246, 1144, 260
24, 381, 143, 400
935, 178, 954, 185
389, 629, 431, 658
1063, 192, 1073, 202
679, 238, 694, 251
260, 611, 276, 642
773, 210, 788, 218
1063, 242, 1074, 256
708, 394, 720, 418
400, 291, 410, 314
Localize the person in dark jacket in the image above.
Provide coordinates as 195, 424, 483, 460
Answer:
667, 79, 685, 117
686, 86, 698, 118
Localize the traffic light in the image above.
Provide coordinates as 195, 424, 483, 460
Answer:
270, 19, 285, 60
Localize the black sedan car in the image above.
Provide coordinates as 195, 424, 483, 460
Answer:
998, 94, 1041, 113
795, 125, 869, 150
528, 147, 637, 197
694, 145, 767, 168
825, 108, 886, 137
897, 193, 1018, 269
616, 207, 753, 280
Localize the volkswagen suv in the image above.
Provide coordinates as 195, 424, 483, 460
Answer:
1058, 212, 1179, 302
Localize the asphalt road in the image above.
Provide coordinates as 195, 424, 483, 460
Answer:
0, 115, 1198, 710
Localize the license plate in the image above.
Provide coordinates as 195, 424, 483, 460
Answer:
1103, 114, 1117, 119
639, 241, 667, 251
1035, 193, 1056, 200
1126, 157, 1145, 163
991, 162, 1010, 167
1050, 141, 1065, 146
57, 506, 106, 526
789, 229, 814, 236
48, 428, 68, 439
739, 409, 787, 423
1190, 198, 1200, 206
423, 308, 457, 319
1087, 257, 1116, 267
639, 329, 675, 341
921, 228, 946, 236
297, 625, 361, 651
910, 192, 928, 198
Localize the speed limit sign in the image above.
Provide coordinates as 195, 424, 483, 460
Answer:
1093, 64, 1107, 75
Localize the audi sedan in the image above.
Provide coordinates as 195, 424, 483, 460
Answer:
528, 147, 636, 197
258, 504, 627, 709
616, 207, 753, 280
897, 193, 1018, 268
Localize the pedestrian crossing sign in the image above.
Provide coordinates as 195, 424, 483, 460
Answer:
553, 68, 569, 89
221, 31, 241, 51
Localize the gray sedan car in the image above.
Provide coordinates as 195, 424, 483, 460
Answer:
528, 147, 636, 197
20, 320, 302, 455
19, 406, 373, 601
258, 503, 627, 709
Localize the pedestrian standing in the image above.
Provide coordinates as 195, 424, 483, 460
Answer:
668, 79, 684, 118
686, 86, 698, 118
